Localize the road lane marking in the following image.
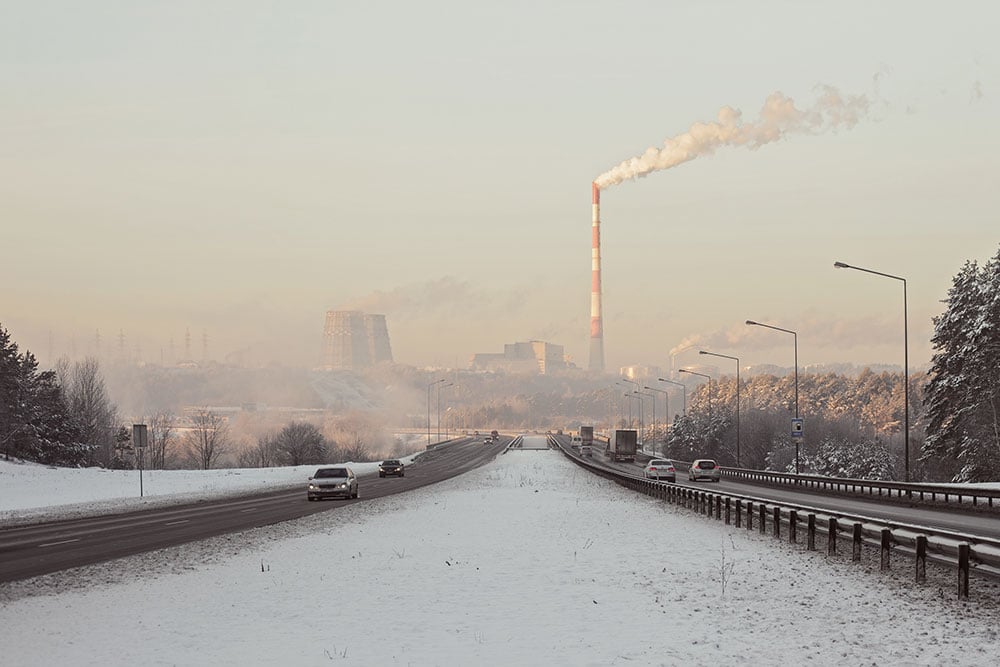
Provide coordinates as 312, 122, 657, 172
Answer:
164, 520, 190, 526
240, 508, 258, 513
38, 539, 80, 548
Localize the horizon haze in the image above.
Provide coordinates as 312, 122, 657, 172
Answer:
4, 2, 998, 373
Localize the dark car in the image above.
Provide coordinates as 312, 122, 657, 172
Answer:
307, 467, 359, 501
379, 459, 405, 478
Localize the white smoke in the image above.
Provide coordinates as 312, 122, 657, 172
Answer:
594, 86, 870, 189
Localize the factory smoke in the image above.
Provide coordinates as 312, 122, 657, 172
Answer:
594, 86, 870, 190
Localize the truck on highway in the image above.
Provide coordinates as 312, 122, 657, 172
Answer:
579, 426, 594, 447
606, 429, 637, 463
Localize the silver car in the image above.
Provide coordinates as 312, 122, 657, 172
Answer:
307, 467, 359, 501
688, 459, 722, 482
643, 459, 676, 481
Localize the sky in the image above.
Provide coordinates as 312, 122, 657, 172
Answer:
2, 2, 998, 372
4, 439, 1000, 665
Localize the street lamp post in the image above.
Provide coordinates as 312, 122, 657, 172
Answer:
657, 378, 686, 417
608, 384, 620, 430
834, 261, 910, 481
678, 369, 712, 420
619, 378, 638, 427
438, 382, 454, 442
644, 385, 670, 449
746, 320, 799, 473
628, 391, 644, 445
427, 379, 446, 447
638, 390, 655, 450
699, 350, 741, 467
678, 368, 713, 454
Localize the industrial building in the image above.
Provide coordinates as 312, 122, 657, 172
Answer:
320, 311, 393, 370
471, 340, 567, 375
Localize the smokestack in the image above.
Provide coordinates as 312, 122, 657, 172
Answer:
589, 182, 605, 373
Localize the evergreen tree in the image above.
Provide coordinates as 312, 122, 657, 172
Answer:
923, 247, 1000, 481
0, 324, 89, 465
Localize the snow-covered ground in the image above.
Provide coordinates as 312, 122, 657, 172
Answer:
0, 457, 408, 524
3, 436, 1000, 666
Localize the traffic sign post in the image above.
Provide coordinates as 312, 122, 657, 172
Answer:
133, 424, 148, 497
790, 418, 804, 474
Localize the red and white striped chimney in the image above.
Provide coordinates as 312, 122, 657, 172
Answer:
589, 182, 605, 373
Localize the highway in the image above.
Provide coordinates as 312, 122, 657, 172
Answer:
578, 447, 1000, 540
0, 437, 507, 583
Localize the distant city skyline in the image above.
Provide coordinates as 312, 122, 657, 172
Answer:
3, 2, 997, 373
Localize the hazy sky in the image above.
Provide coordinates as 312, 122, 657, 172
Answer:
3, 1, 998, 373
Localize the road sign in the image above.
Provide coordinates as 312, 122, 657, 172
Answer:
791, 418, 804, 438
132, 424, 148, 448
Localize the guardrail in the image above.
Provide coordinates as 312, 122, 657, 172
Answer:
719, 466, 1000, 509
550, 436, 1000, 598
635, 455, 1000, 512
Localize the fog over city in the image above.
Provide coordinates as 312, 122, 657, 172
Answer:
4, 3, 997, 379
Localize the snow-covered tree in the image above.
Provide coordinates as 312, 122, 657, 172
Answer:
0, 324, 89, 465
923, 247, 1000, 481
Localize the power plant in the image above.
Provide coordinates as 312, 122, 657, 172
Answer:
589, 182, 605, 373
320, 311, 393, 371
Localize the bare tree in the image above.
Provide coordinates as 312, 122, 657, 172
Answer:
274, 421, 327, 465
184, 409, 230, 470
59, 357, 119, 467
145, 412, 175, 469
243, 433, 280, 468
325, 411, 384, 462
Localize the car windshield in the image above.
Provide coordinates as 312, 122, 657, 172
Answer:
697, 461, 717, 469
650, 460, 671, 466
382, 461, 400, 465
315, 468, 348, 478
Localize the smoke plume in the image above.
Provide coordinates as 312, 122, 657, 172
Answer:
594, 86, 869, 189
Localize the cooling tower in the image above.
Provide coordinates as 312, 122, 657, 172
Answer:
589, 182, 605, 373
365, 314, 393, 363
322, 311, 369, 370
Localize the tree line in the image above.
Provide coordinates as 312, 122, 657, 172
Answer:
2, 324, 397, 470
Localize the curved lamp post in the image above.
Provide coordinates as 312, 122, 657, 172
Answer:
437, 382, 454, 442
426, 378, 446, 446
835, 260, 909, 482
678, 368, 713, 419
699, 350, 741, 467
657, 377, 687, 417
746, 320, 799, 473
619, 379, 638, 428
644, 385, 669, 444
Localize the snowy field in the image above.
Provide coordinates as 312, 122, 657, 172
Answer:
3, 437, 1000, 666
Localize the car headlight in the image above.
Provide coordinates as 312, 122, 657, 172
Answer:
308, 484, 318, 490
338, 482, 348, 489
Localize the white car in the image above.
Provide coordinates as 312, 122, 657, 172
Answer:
643, 459, 676, 481
307, 467, 359, 501
580, 445, 593, 457
688, 459, 722, 482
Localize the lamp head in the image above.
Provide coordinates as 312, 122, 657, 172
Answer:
745, 320, 758, 326
833, 261, 850, 269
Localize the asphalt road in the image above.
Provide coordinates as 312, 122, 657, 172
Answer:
583, 449, 1000, 540
0, 437, 507, 583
